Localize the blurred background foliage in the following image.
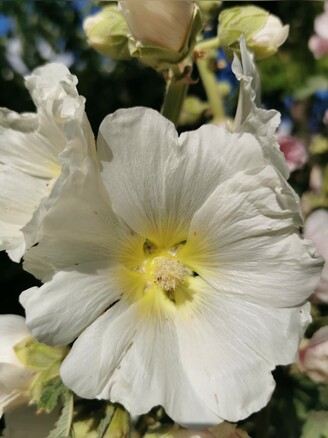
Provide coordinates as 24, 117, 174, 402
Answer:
0, 1, 328, 437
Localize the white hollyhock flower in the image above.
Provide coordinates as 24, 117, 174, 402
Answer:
0, 315, 35, 416
0, 63, 94, 261
119, 0, 195, 52
20, 49, 322, 426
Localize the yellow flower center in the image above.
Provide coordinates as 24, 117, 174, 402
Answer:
118, 235, 201, 308
124, 238, 194, 304
152, 257, 188, 292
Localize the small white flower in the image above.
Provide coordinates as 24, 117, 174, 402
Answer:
119, 0, 195, 52
0, 63, 94, 261
20, 47, 322, 426
0, 315, 34, 416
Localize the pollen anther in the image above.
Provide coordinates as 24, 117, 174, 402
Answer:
152, 256, 189, 292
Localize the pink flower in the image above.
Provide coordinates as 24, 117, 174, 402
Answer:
308, 1, 328, 59
304, 209, 328, 304
277, 134, 308, 173
308, 36, 328, 59
299, 326, 328, 383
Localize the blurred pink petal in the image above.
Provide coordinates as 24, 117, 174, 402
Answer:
308, 35, 328, 59
299, 326, 328, 383
304, 209, 328, 304
277, 135, 308, 173
314, 2, 328, 39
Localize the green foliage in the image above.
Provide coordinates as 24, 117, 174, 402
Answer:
301, 411, 328, 438
96, 404, 116, 438
38, 377, 70, 414
47, 391, 75, 438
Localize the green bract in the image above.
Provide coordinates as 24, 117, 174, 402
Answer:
83, 5, 132, 60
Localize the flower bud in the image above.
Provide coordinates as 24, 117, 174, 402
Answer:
83, 2, 202, 71
299, 326, 328, 383
119, 0, 195, 52
83, 5, 132, 60
218, 6, 289, 59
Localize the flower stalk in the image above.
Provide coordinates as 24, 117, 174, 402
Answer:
160, 74, 189, 126
196, 55, 225, 122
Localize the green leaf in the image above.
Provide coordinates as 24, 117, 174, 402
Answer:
301, 411, 328, 438
47, 392, 74, 438
38, 377, 69, 413
97, 405, 116, 438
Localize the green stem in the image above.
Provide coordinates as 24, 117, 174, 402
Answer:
195, 36, 220, 52
161, 78, 189, 127
196, 57, 225, 122
324, 164, 328, 199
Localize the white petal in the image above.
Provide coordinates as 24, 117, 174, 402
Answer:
23, 141, 140, 281
0, 109, 61, 178
98, 107, 267, 247
175, 278, 310, 421
61, 291, 221, 426
0, 63, 95, 260
0, 62, 91, 178
0, 315, 29, 366
0, 363, 33, 393
0, 164, 51, 261
232, 37, 289, 179
179, 166, 322, 307
20, 261, 127, 346
0, 391, 27, 418
0, 363, 33, 415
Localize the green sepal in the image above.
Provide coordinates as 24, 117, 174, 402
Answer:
99, 405, 130, 438
37, 376, 69, 414
14, 336, 69, 409
96, 404, 116, 438
128, 6, 203, 71
179, 95, 210, 126
218, 6, 278, 60
14, 336, 68, 372
85, 5, 132, 60
218, 6, 268, 47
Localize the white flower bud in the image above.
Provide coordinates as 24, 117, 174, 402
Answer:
252, 14, 289, 51
219, 6, 289, 59
119, 0, 195, 52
